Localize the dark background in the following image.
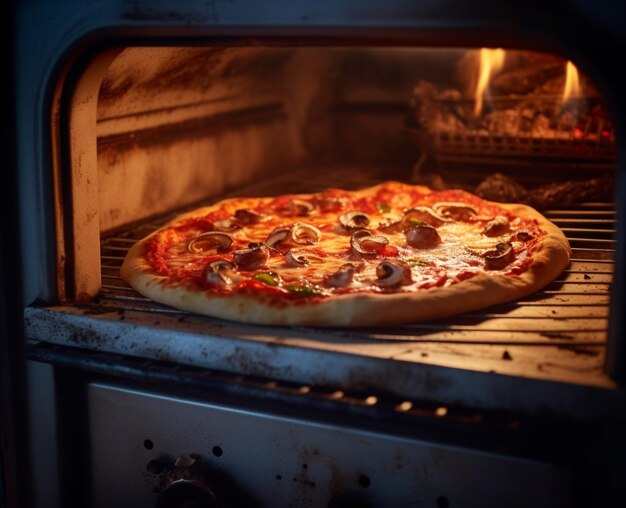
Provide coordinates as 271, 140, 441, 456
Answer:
1, 1, 29, 507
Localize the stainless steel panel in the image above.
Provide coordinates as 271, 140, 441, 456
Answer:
88, 383, 569, 508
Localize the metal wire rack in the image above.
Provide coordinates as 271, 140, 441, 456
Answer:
98, 202, 614, 348
23, 166, 617, 417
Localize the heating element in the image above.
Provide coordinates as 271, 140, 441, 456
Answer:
24, 165, 619, 420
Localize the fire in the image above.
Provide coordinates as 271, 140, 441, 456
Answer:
474, 48, 505, 116
562, 60, 581, 103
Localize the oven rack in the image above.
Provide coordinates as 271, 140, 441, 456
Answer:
23, 167, 621, 419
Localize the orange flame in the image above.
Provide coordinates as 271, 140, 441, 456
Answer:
562, 61, 581, 103
474, 48, 505, 116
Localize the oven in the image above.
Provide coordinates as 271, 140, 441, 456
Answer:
3, 1, 626, 507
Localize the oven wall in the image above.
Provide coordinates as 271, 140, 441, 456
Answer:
97, 48, 341, 233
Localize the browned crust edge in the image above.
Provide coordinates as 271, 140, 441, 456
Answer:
120, 184, 571, 327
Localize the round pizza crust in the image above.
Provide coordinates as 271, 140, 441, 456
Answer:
120, 185, 571, 327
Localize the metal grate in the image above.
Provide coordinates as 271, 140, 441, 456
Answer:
23, 166, 617, 417
99, 202, 614, 347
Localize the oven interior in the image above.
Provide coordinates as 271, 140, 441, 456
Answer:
27, 45, 618, 413
22, 44, 623, 506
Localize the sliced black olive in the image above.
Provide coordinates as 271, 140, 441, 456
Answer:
406, 224, 442, 249
233, 244, 270, 270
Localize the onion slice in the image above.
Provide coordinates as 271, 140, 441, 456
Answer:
350, 230, 389, 255
432, 202, 477, 221
290, 222, 322, 245
285, 249, 323, 267
339, 211, 370, 230
213, 217, 243, 232
402, 207, 447, 228
187, 232, 233, 254
289, 199, 315, 216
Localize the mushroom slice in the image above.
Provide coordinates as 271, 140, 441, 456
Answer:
402, 207, 447, 228
202, 260, 237, 287
290, 222, 322, 245
213, 217, 243, 232
233, 244, 270, 271
483, 215, 510, 237
406, 224, 442, 249
375, 260, 413, 287
339, 211, 370, 230
289, 199, 315, 216
285, 249, 323, 267
187, 232, 233, 254
234, 208, 264, 225
324, 263, 356, 288
265, 227, 291, 248
484, 242, 515, 270
432, 202, 477, 221
350, 230, 389, 255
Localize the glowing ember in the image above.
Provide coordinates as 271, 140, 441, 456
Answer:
474, 48, 505, 116
562, 60, 581, 104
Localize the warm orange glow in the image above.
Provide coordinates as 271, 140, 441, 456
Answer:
562, 60, 581, 103
474, 48, 505, 116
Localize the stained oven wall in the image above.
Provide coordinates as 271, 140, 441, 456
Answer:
97, 47, 340, 233
96, 47, 468, 232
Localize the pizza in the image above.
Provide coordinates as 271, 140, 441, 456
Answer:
120, 181, 571, 326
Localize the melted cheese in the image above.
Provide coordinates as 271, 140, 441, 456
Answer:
150, 185, 542, 297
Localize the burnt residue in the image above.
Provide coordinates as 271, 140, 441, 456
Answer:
556, 345, 601, 357
98, 47, 291, 118
540, 331, 574, 341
